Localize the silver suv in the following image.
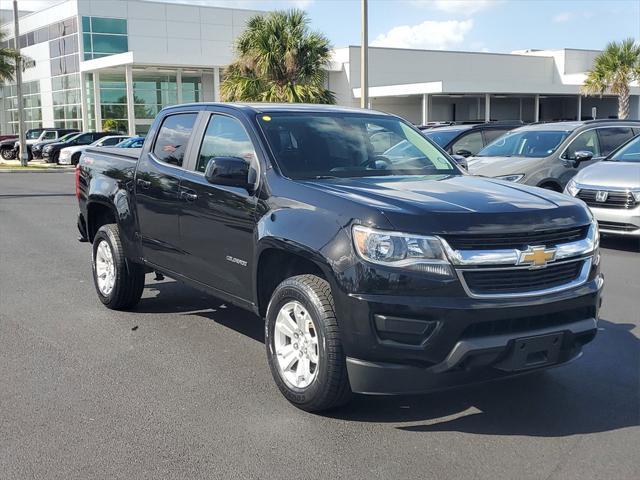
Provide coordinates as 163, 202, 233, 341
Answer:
467, 120, 640, 191
565, 134, 640, 237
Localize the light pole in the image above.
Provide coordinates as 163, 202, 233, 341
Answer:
360, 0, 369, 109
13, 0, 27, 166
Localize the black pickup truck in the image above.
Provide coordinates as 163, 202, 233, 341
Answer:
76, 103, 603, 411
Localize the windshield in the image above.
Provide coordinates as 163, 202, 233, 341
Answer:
608, 136, 640, 162
476, 130, 569, 158
259, 113, 458, 179
422, 129, 463, 147
116, 137, 144, 148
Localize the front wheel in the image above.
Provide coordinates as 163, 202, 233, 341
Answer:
92, 224, 145, 310
1, 148, 15, 160
266, 274, 351, 412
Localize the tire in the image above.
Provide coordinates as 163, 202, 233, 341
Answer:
1, 148, 15, 160
71, 152, 81, 166
539, 182, 562, 192
92, 224, 145, 310
266, 274, 351, 412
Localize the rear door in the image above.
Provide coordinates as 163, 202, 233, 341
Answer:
178, 111, 261, 299
135, 111, 199, 272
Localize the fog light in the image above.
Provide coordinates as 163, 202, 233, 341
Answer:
374, 314, 439, 346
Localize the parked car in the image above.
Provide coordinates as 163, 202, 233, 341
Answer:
115, 136, 145, 148
420, 121, 522, 158
1, 128, 46, 160
43, 131, 118, 163
565, 134, 640, 237
14, 128, 78, 159
76, 103, 602, 412
59, 135, 131, 165
32, 131, 81, 159
0, 134, 17, 142
467, 119, 640, 191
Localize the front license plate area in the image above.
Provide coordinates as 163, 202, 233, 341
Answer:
495, 332, 564, 372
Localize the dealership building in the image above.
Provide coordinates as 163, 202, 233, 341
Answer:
1, 0, 639, 136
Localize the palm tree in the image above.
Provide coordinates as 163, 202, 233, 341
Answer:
0, 30, 19, 82
582, 38, 640, 119
221, 9, 335, 104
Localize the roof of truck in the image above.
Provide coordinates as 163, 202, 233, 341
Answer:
176, 102, 388, 116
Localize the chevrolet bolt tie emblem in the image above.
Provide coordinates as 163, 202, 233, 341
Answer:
518, 246, 557, 267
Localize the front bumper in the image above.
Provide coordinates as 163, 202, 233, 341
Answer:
333, 264, 603, 395
591, 205, 640, 237
58, 152, 72, 165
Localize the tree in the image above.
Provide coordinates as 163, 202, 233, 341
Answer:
102, 118, 127, 133
221, 9, 335, 104
582, 38, 640, 120
0, 29, 18, 82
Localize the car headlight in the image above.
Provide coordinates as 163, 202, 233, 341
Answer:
565, 179, 580, 197
352, 225, 453, 276
495, 174, 524, 183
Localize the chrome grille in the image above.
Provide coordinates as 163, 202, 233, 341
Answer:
443, 226, 589, 251
577, 189, 637, 209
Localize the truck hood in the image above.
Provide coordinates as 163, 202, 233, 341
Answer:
301, 175, 590, 235
574, 161, 640, 189
466, 155, 541, 177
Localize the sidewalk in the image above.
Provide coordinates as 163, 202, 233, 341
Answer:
0, 159, 74, 172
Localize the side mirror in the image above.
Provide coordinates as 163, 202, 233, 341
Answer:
451, 154, 468, 170
204, 156, 250, 189
574, 150, 593, 163
454, 149, 472, 158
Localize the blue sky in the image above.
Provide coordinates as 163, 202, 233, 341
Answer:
17, 0, 640, 53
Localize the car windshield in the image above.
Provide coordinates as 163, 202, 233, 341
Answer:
607, 136, 640, 163
116, 137, 143, 148
422, 129, 464, 147
259, 113, 458, 179
26, 130, 42, 139
476, 130, 569, 158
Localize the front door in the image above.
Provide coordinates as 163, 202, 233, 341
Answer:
178, 112, 260, 300
135, 112, 199, 272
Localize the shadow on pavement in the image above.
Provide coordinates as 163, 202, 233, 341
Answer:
134, 279, 639, 438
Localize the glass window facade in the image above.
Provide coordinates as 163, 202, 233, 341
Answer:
99, 73, 128, 132
82, 17, 128, 60
0, 81, 42, 134
52, 73, 82, 130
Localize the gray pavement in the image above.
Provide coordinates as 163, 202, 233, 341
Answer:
1, 171, 638, 480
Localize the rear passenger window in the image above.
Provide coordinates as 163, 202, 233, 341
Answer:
597, 127, 634, 156
196, 115, 256, 173
153, 113, 198, 167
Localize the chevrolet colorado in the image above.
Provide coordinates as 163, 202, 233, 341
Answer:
76, 103, 603, 412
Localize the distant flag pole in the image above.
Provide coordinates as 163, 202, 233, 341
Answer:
360, 0, 369, 109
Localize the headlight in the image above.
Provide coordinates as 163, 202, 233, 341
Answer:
352, 225, 453, 276
495, 174, 524, 183
565, 179, 580, 197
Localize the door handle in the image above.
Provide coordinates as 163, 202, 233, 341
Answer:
137, 178, 151, 189
180, 189, 198, 202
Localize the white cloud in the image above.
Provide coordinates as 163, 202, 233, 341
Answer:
552, 12, 572, 23
408, 0, 501, 16
371, 19, 473, 50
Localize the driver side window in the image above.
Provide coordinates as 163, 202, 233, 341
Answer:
564, 130, 600, 159
196, 115, 256, 173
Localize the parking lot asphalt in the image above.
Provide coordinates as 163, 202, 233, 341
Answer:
1, 171, 638, 480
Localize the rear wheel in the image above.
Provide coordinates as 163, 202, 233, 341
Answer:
71, 152, 81, 165
92, 224, 145, 310
266, 274, 351, 412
